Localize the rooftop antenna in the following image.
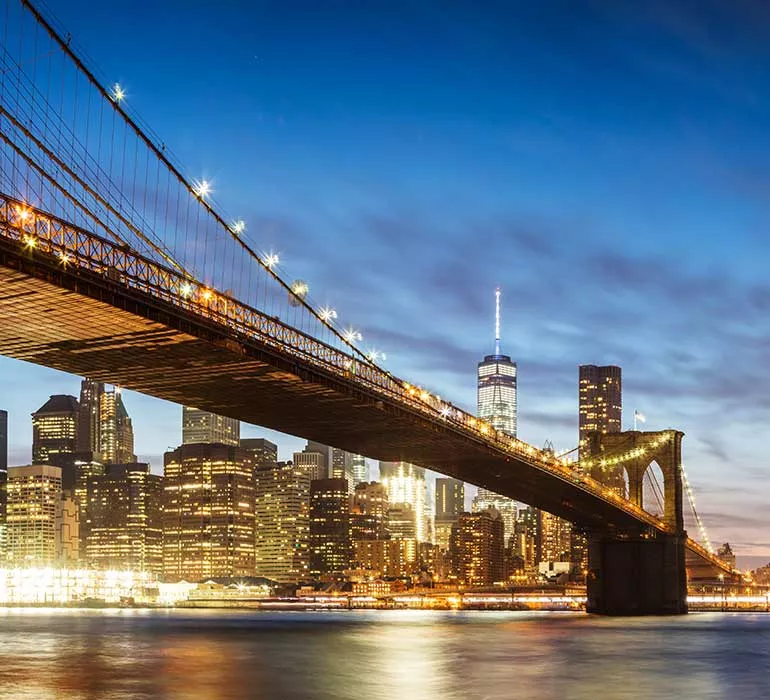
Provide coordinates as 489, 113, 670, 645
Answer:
495, 287, 501, 355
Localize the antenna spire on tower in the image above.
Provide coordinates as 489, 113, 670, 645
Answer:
495, 287, 501, 355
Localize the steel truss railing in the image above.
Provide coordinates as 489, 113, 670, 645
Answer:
0, 193, 734, 565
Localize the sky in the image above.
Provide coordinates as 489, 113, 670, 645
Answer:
6, 0, 770, 567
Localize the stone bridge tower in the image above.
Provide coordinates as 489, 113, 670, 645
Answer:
584, 430, 688, 615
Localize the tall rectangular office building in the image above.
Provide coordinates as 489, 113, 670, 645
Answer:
182, 407, 240, 447
578, 365, 622, 444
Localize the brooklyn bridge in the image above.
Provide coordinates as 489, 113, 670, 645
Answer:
0, 0, 736, 614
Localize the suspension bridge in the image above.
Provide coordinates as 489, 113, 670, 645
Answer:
0, 0, 736, 614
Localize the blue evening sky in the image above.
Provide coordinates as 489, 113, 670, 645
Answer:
6, 0, 770, 565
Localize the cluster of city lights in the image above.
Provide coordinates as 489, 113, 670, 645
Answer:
0, 567, 152, 604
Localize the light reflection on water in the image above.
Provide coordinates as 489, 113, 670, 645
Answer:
0, 608, 768, 699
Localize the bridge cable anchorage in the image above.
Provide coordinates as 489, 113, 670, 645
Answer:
16, 0, 384, 370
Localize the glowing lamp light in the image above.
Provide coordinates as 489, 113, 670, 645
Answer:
15, 205, 31, 222
23, 235, 37, 249
440, 405, 450, 418
319, 307, 338, 322
111, 83, 126, 103
180, 282, 194, 298
344, 328, 362, 343
193, 179, 212, 199
289, 280, 309, 307
201, 289, 213, 301
366, 349, 387, 362
57, 251, 71, 265
230, 219, 246, 235
263, 252, 280, 269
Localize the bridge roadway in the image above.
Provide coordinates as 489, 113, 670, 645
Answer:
0, 195, 731, 575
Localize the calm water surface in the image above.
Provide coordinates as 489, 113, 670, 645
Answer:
0, 608, 767, 699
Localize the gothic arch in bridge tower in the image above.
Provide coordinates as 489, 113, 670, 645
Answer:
584, 429, 685, 533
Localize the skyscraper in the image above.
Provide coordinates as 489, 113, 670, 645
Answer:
99, 387, 135, 464
475, 288, 519, 541
350, 455, 369, 486
6, 465, 63, 564
434, 478, 464, 551
254, 461, 310, 582
578, 365, 622, 445
240, 438, 278, 468
472, 490, 518, 545
450, 509, 505, 586
477, 287, 517, 436
573, 365, 623, 579
86, 463, 164, 574
182, 407, 240, 447
330, 448, 357, 494
351, 481, 389, 541
379, 461, 428, 542
77, 379, 103, 456
309, 478, 351, 577
294, 441, 329, 481
163, 444, 255, 580
31, 395, 79, 489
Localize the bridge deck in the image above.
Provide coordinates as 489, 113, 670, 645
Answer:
0, 197, 733, 573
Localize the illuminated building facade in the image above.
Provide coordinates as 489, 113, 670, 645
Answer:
477, 289, 517, 436
163, 444, 255, 580
56, 495, 79, 564
240, 438, 278, 469
450, 509, 505, 586
579, 365, 622, 445
573, 365, 623, 579
379, 461, 428, 542
182, 407, 240, 447
352, 539, 417, 578
99, 388, 135, 465
254, 461, 310, 582
350, 454, 369, 486
472, 489, 517, 545
309, 478, 351, 576
512, 506, 539, 571
386, 504, 417, 540
294, 441, 329, 481
6, 465, 62, 565
86, 463, 163, 574
74, 455, 105, 549
475, 289, 519, 533
538, 510, 572, 564
435, 477, 464, 551
77, 379, 103, 456
31, 395, 79, 488
352, 481, 389, 541
330, 448, 356, 495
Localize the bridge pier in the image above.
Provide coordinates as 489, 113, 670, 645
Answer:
586, 532, 688, 615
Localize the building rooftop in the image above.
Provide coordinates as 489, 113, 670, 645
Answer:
33, 394, 79, 415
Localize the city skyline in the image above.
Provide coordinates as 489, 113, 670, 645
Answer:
0, 0, 768, 565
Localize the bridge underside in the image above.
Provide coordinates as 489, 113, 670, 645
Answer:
0, 242, 651, 535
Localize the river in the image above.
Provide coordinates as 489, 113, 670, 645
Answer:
0, 608, 767, 699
